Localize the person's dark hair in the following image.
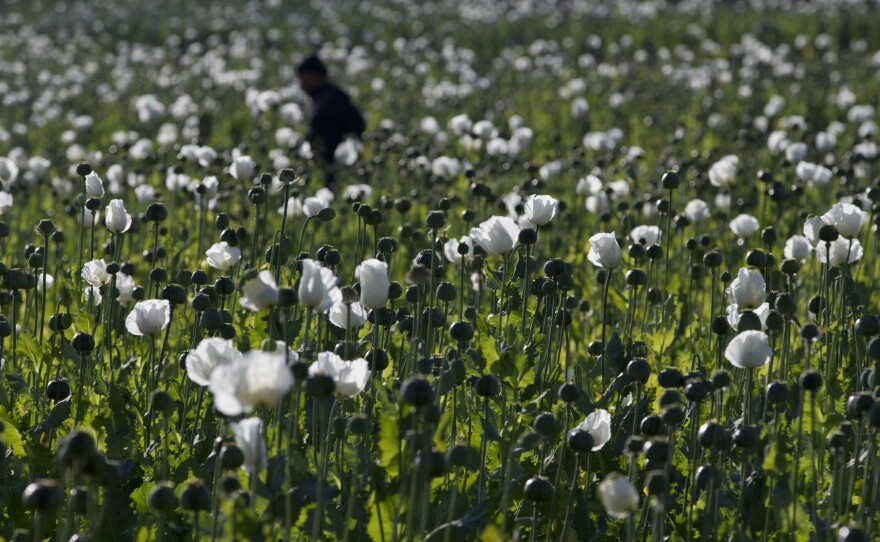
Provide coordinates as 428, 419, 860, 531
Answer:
297, 54, 327, 76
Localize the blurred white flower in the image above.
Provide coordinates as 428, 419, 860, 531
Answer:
708, 155, 738, 188
727, 267, 765, 310
588, 232, 622, 270
36, 273, 54, 292
125, 299, 171, 336
298, 259, 339, 313
585, 192, 610, 214
684, 199, 710, 223
308, 352, 370, 396
205, 242, 242, 272
472, 120, 497, 139
729, 214, 760, 238
84, 286, 102, 305
0, 157, 20, 184
342, 184, 372, 202
81, 259, 111, 287
785, 142, 808, 163
85, 171, 104, 198
784, 235, 812, 262
724, 330, 772, 369
229, 155, 256, 180
630, 225, 661, 245
443, 236, 473, 264
726, 303, 770, 331
598, 473, 639, 519
470, 216, 520, 256
329, 300, 367, 330
210, 343, 295, 415
105, 199, 132, 233
334, 139, 359, 166
448, 114, 472, 136
239, 270, 279, 311
816, 237, 863, 267
576, 174, 603, 196
576, 409, 611, 450
232, 417, 267, 473
821, 202, 866, 238
355, 258, 390, 310
113, 272, 135, 305
186, 337, 243, 387
523, 195, 559, 226
803, 215, 824, 246
0, 192, 13, 215
795, 162, 832, 187
431, 156, 461, 179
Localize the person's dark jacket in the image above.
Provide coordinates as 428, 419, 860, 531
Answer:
306, 82, 365, 170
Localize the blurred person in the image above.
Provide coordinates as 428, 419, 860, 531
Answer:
296, 54, 365, 190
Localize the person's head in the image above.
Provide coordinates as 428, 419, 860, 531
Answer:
296, 54, 327, 94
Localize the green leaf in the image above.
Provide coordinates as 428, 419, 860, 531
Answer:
30, 397, 71, 434
16, 332, 42, 364
0, 411, 25, 456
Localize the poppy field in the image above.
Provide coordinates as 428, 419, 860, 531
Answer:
2, 1, 880, 541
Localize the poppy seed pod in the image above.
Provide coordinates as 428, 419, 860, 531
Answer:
640, 415, 663, 436
625, 269, 648, 287
855, 315, 880, 337
47, 379, 71, 402
533, 412, 556, 436
401, 376, 433, 407
179, 480, 211, 511
220, 445, 245, 470
518, 228, 538, 245
847, 393, 875, 419
801, 323, 821, 342
3, 269, 30, 290
646, 472, 669, 496
448, 444, 474, 469
624, 435, 644, 455
661, 170, 681, 190
828, 431, 848, 455
658, 368, 683, 388
147, 483, 178, 513
36, 219, 56, 237
659, 389, 682, 408
558, 382, 579, 403
57, 430, 97, 468
475, 374, 500, 397
436, 282, 456, 302
162, 284, 187, 305
799, 370, 823, 392
524, 476, 553, 502
22, 480, 63, 512
626, 358, 651, 384
695, 465, 721, 490
780, 258, 800, 276
150, 390, 174, 417
567, 429, 594, 453
305, 374, 335, 397
733, 426, 759, 449
662, 405, 686, 426
145, 203, 168, 223
317, 207, 336, 222
684, 381, 709, 402
425, 211, 446, 230
628, 244, 646, 260
76, 162, 93, 177
71, 332, 95, 355
698, 422, 727, 449
711, 370, 732, 390
818, 224, 839, 243
449, 321, 474, 343
643, 440, 670, 463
